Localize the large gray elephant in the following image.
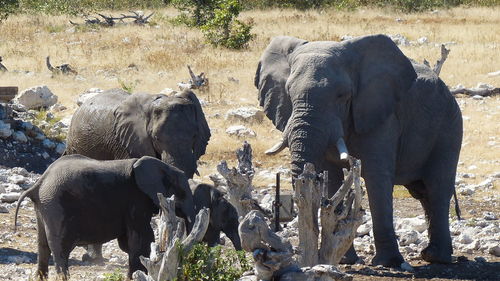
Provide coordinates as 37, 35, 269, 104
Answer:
255, 35, 463, 267
65, 88, 210, 179
14, 155, 196, 280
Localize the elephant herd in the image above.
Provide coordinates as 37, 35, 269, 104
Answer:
13, 34, 463, 280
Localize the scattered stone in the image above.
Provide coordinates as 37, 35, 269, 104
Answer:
226, 125, 256, 138
12, 131, 27, 143
159, 88, 177, 96
0, 120, 12, 138
400, 262, 414, 273
225, 107, 264, 123
50, 103, 67, 112
488, 244, 500, 257
55, 143, 66, 154
0, 192, 21, 203
7, 174, 26, 184
0, 205, 8, 213
15, 85, 58, 109
42, 139, 55, 149
42, 152, 50, 159
487, 70, 500, 77
76, 88, 103, 106
472, 95, 484, 100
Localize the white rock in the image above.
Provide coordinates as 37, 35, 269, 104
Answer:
397, 216, 427, 233
468, 165, 478, 170
388, 34, 410, 46
487, 70, 500, 77
12, 131, 27, 143
8, 175, 26, 184
42, 152, 50, 159
357, 223, 371, 237
0, 192, 21, 203
226, 125, 256, 138
472, 95, 484, 100
76, 88, 103, 106
417, 37, 428, 44
399, 230, 420, 246
456, 232, 473, 244
459, 186, 475, 196
0, 120, 12, 138
15, 85, 58, 109
55, 143, 66, 154
225, 107, 264, 123
489, 244, 500, 257
159, 88, 177, 96
50, 103, 67, 112
42, 139, 55, 149
476, 82, 493, 89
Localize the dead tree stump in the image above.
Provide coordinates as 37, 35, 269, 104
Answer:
133, 194, 209, 281
216, 141, 266, 219
237, 159, 363, 281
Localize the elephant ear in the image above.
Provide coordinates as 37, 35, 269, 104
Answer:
255, 36, 308, 131
349, 34, 417, 134
133, 156, 188, 207
176, 90, 211, 160
113, 93, 159, 157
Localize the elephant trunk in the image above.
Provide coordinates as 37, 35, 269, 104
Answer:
161, 150, 197, 179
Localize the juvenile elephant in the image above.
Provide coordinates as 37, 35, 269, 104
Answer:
190, 182, 242, 250
65, 88, 210, 179
255, 35, 462, 266
14, 155, 196, 280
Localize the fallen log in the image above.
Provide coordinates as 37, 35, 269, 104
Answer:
450, 86, 500, 97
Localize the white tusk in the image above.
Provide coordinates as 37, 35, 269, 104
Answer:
336, 138, 349, 160
265, 139, 287, 155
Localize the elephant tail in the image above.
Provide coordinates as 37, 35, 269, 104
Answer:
13, 181, 39, 233
453, 189, 462, 220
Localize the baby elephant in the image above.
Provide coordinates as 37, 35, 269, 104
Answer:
190, 182, 242, 250
14, 155, 196, 280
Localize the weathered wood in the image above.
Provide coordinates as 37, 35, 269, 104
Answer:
0, 56, 7, 72
450, 87, 500, 97
217, 141, 267, 219
433, 44, 450, 76
294, 163, 321, 267
0, 87, 18, 102
319, 159, 364, 265
133, 194, 209, 281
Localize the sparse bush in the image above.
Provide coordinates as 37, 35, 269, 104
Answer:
102, 270, 125, 281
171, 0, 218, 26
178, 243, 252, 281
0, 0, 19, 22
201, 0, 254, 49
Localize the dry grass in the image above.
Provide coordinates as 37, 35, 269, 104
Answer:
0, 7, 498, 191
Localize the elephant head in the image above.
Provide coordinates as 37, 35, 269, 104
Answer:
114, 89, 210, 178
255, 35, 416, 176
133, 156, 196, 232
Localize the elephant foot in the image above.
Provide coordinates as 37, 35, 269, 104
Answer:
371, 252, 405, 267
81, 253, 106, 264
340, 248, 360, 264
421, 243, 452, 264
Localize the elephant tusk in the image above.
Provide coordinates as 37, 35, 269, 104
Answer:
265, 138, 288, 155
336, 138, 349, 160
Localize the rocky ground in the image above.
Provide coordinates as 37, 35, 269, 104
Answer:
0, 87, 498, 280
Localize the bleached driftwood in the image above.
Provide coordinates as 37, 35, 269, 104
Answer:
70, 11, 153, 26
216, 141, 267, 219
450, 86, 500, 97
178, 65, 209, 91
237, 159, 362, 281
0, 56, 7, 72
423, 44, 450, 77
46, 56, 77, 75
133, 194, 209, 281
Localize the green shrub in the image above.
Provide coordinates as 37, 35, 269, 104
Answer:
102, 270, 125, 281
178, 243, 252, 281
201, 0, 254, 49
0, 0, 19, 22
171, 0, 218, 26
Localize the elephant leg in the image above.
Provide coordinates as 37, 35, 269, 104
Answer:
126, 227, 153, 279
47, 234, 72, 280
203, 225, 220, 247
419, 179, 453, 263
118, 234, 129, 253
35, 213, 50, 280
82, 243, 105, 263
363, 165, 403, 267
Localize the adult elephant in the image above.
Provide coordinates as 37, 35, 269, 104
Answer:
66, 88, 210, 179
255, 35, 462, 267
65, 88, 210, 262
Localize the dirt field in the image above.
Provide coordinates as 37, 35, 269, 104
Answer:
0, 5, 499, 281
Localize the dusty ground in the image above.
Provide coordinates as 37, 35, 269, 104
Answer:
0, 5, 499, 281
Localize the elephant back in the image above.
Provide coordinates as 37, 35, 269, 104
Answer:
66, 89, 130, 160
